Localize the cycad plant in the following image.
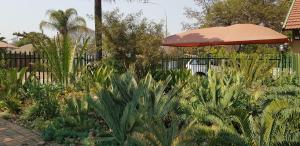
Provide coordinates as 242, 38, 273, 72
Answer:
227, 53, 275, 87
181, 60, 300, 146
80, 65, 114, 93
35, 35, 89, 86
0, 68, 26, 113
211, 98, 299, 146
88, 72, 195, 145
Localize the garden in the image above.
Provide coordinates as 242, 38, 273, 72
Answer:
0, 0, 300, 146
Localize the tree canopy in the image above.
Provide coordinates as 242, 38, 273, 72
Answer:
183, 0, 293, 31
40, 8, 87, 36
102, 9, 164, 75
13, 32, 48, 48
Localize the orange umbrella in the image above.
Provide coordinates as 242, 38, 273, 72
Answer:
162, 24, 289, 47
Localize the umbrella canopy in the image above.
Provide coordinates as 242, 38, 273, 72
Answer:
0, 41, 18, 49
163, 24, 289, 47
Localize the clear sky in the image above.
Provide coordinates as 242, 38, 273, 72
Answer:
0, 0, 198, 41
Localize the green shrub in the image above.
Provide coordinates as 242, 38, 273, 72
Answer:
41, 96, 103, 144
20, 80, 61, 124
42, 119, 90, 144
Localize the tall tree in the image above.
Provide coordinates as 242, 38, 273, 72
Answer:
95, 0, 102, 59
94, 0, 148, 60
40, 8, 87, 36
183, 0, 293, 31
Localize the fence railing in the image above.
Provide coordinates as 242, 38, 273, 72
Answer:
159, 54, 294, 75
1, 51, 299, 82
0, 51, 97, 83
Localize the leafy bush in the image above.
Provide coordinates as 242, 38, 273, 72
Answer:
20, 80, 61, 125
42, 119, 90, 144
41, 96, 104, 144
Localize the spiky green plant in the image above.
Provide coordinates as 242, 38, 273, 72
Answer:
180, 60, 300, 146
227, 53, 275, 87
87, 72, 197, 145
34, 35, 89, 86
0, 68, 26, 113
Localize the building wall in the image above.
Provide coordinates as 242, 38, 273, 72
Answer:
291, 40, 300, 53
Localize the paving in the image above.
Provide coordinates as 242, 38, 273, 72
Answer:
0, 118, 44, 146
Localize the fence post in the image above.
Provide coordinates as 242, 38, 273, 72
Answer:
207, 53, 211, 72
24, 52, 27, 80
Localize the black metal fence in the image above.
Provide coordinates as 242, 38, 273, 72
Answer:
0, 51, 296, 83
160, 54, 293, 75
0, 51, 97, 83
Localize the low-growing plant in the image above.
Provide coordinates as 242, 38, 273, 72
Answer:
20, 80, 61, 127
41, 96, 104, 144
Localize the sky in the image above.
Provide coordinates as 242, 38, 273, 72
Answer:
0, 0, 199, 42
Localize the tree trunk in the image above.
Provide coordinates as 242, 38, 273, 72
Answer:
95, 0, 102, 60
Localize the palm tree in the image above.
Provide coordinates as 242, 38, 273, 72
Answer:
40, 8, 87, 36
94, 0, 148, 60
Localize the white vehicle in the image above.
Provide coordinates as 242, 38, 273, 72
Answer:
186, 59, 219, 75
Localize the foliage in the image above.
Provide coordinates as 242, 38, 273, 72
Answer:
102, 9, 164, 74
13, 32, 49, 50
178, 56, 300, 146
94, 0, 149, 58
33, 35, 89, 86
152, 69, 192, 90
40, 8, 87, 36
0, 68, 26, 113
78, 64, 114, 94
12, 32, 47, 47
20, 80, 61, 122
2, 53, 299, 145
183, 0, 292, 31
41, 96, 102, 144
227, 53, 275, 87
87, 72, 195, 145
2, 5, 299, 143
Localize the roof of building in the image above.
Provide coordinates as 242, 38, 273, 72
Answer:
9, 44, 35, 53
0, 41, 18, 49
283, 0, 300, 30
